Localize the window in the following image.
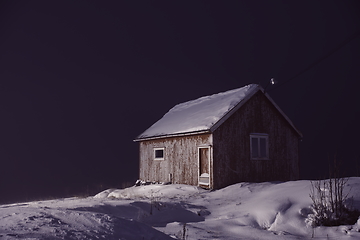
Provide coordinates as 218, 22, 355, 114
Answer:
153, 147, 164, 160
250, 134, 269, 160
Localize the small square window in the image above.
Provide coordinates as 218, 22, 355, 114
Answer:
154, 148, 164, 160
250, 134, 269, 160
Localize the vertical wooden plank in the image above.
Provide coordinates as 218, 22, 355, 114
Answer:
138, 134, 212, 186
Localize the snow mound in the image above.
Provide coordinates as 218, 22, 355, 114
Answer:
0, 199, 173, 240
94, 184, 205, 200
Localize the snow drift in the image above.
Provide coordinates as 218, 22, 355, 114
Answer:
1, 179, 360, 239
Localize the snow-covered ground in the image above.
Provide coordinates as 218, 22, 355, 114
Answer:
1, 178, 360, 239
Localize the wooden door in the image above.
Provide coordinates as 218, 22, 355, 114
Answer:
198, 147, 210, 187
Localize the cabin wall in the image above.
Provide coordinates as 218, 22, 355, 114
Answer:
139, 134, 212, 187
212, 91, 299, 189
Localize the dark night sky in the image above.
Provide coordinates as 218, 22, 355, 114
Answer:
0, 1, 359, 203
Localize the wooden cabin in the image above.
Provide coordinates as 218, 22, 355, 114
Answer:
134, 84, 302, 189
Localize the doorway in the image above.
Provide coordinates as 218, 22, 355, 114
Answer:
198, 146, 210, 187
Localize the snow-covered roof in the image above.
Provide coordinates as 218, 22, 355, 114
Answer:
135, 84, 301, 141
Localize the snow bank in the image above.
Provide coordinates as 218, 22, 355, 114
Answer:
1, 178, 360, 239
0, 198, 173, 240
94, 184, 205, 200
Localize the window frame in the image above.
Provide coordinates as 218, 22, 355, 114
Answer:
153, 147, 165, 160
250, 133, 269, 160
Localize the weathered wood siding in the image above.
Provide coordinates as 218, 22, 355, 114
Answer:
139, 134, 213, 187
212, 91, 299, 189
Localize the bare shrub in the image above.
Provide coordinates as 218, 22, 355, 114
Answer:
307, 156, 360, 227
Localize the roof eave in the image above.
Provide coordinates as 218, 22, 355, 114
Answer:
263, 92, 303, 138
133, 129, 212, 142
210, 84, 302, 138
